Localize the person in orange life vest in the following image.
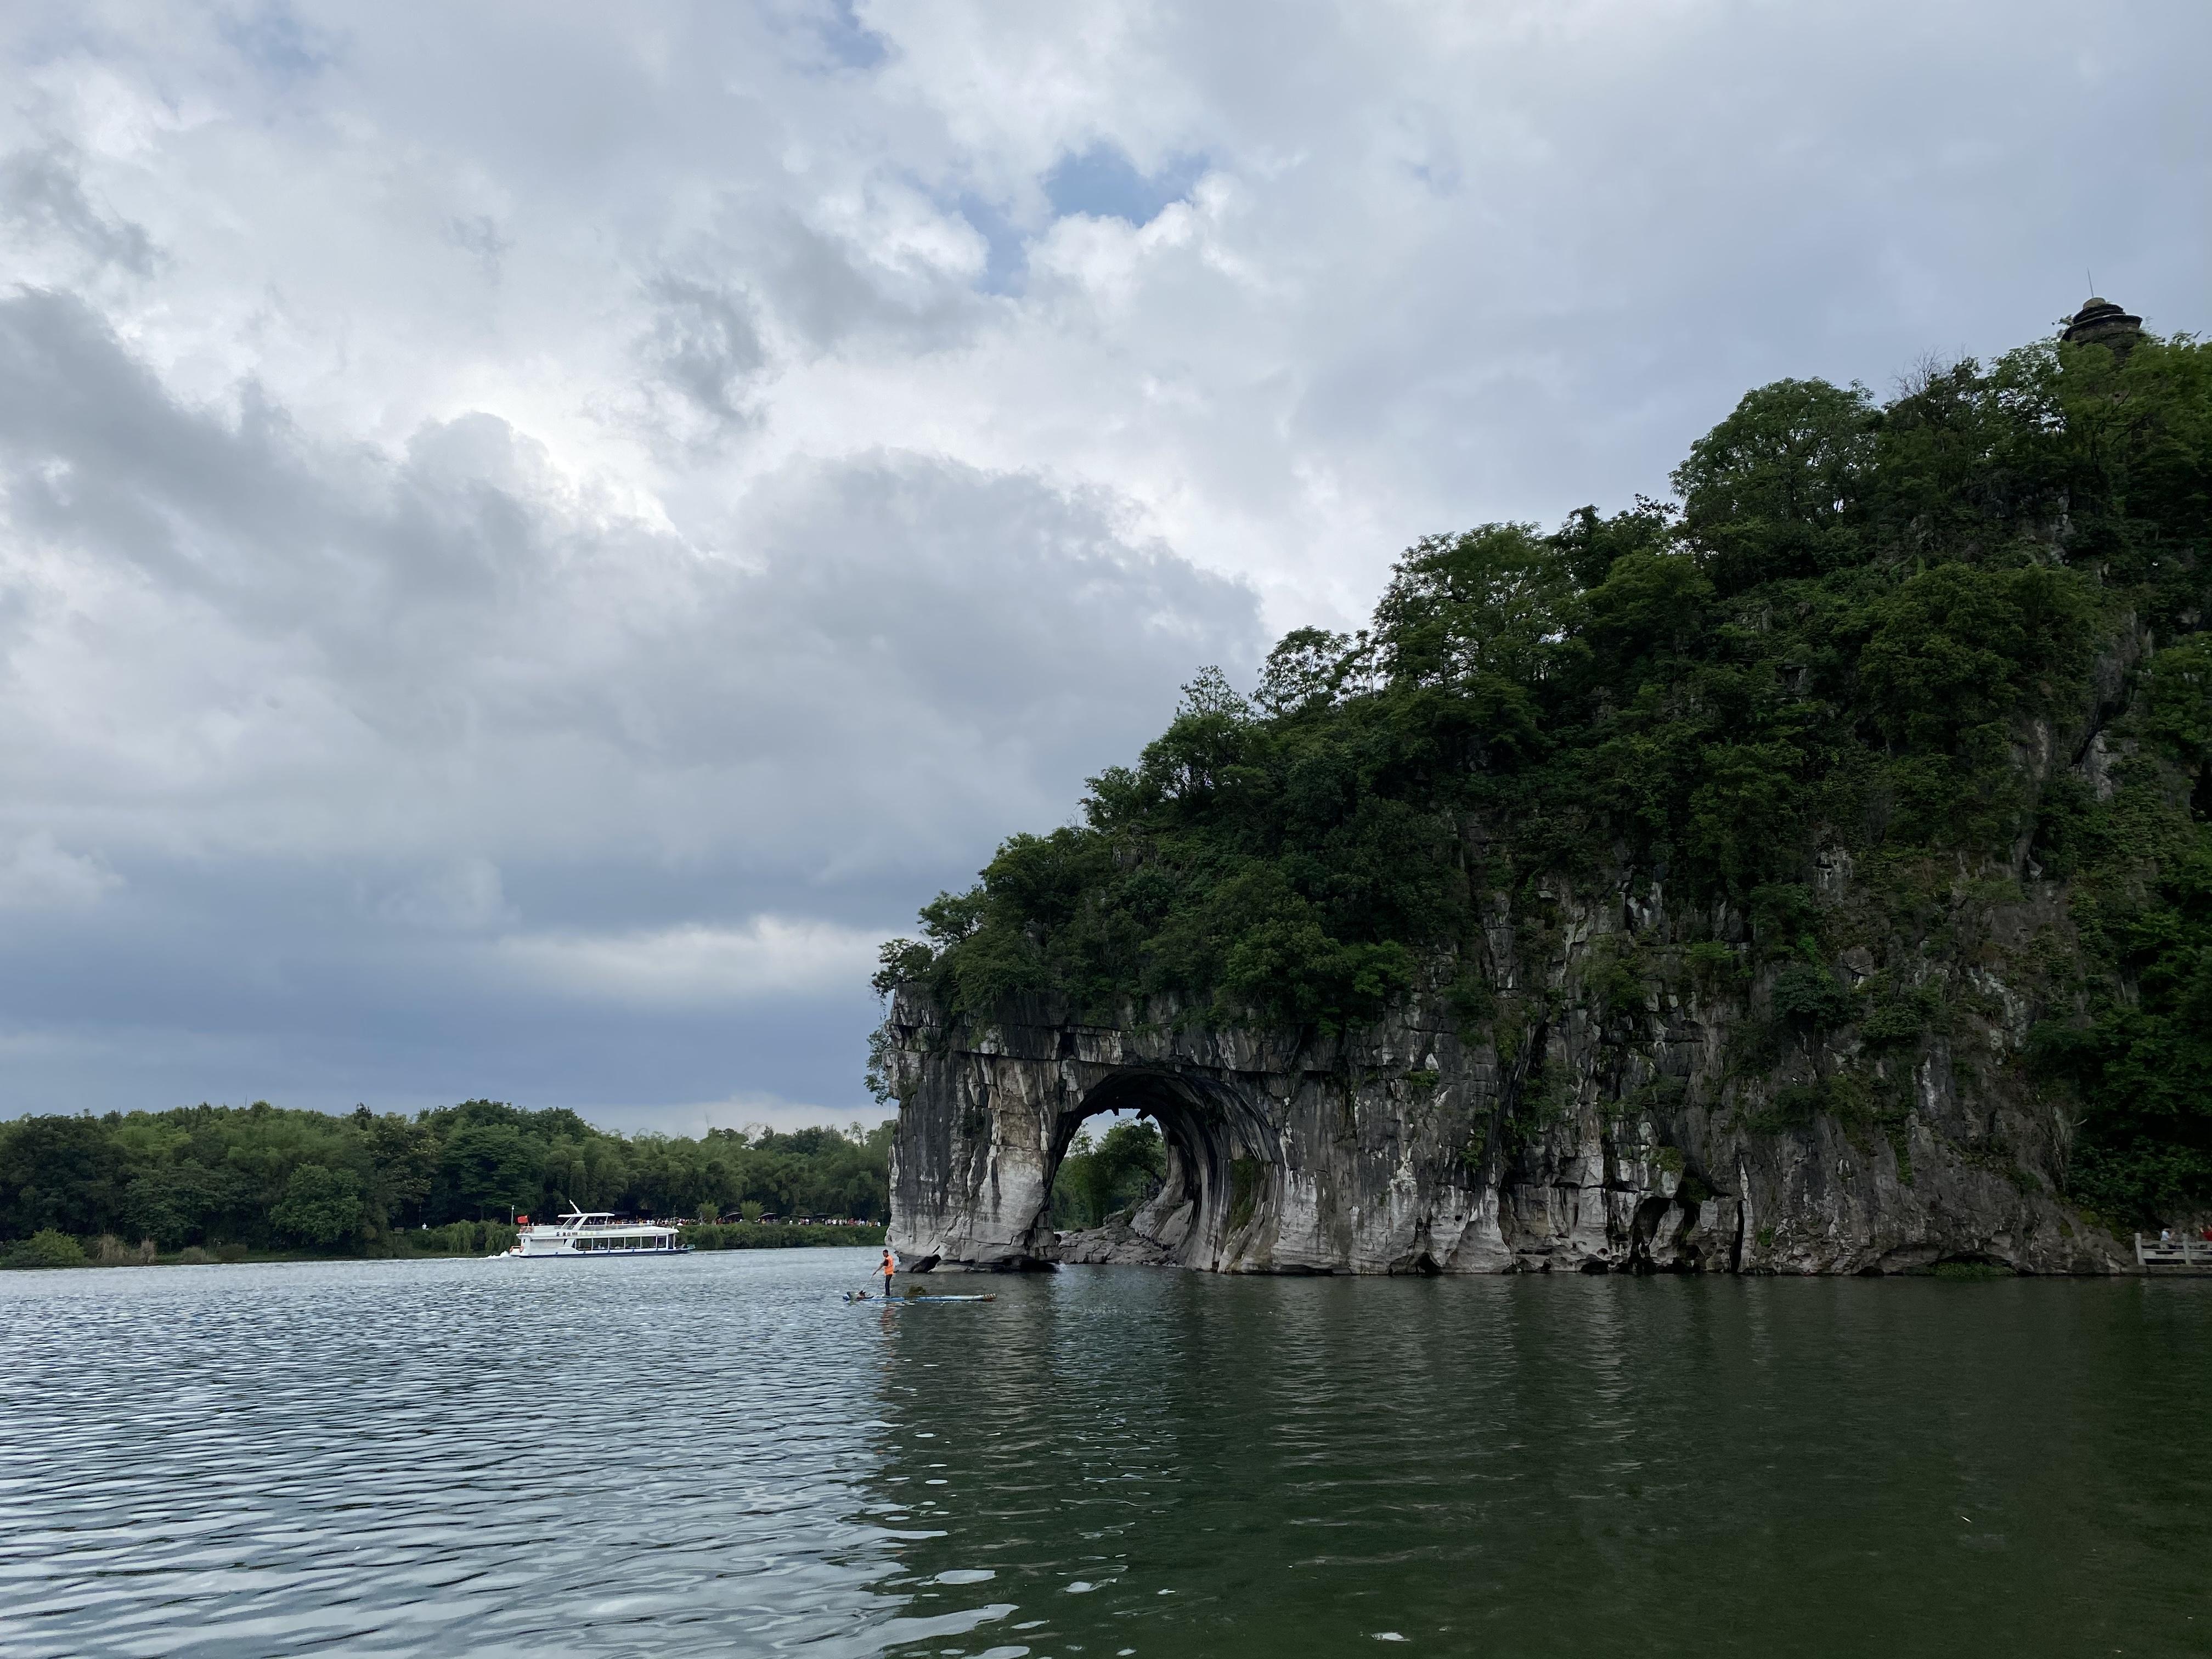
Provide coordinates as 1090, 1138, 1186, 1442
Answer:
879, 1246, 897, 1298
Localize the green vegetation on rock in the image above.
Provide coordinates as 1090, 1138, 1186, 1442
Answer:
879, 322, 2212, 1226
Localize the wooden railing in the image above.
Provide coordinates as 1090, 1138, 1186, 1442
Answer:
2136, 1233, 2212, 1268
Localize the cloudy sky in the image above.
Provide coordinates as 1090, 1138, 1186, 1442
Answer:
1, 1, 2204, 1133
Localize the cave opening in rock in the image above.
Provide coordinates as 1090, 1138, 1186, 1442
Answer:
1026, 1072, 1262, 1268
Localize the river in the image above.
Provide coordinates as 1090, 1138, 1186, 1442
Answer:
3, 1250, 2207, 1656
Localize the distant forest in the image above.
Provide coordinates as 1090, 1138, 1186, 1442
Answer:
0, 1099, 891, 1255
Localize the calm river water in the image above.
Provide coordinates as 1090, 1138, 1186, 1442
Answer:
3, 1250, 2208, 1657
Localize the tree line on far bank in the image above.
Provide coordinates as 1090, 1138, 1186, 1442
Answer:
0, 1099, 892, 1259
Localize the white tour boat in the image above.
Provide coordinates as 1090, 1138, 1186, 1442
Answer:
504, 1207, 692, 1259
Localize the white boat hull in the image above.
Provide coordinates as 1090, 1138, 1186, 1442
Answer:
504, 1209, 693, 1259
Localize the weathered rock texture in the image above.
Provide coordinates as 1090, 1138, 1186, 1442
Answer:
882, 611, 2166, 1277
881, 857, 2137, 1276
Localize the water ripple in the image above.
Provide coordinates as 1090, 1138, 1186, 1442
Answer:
5, 1257, 2210, 1655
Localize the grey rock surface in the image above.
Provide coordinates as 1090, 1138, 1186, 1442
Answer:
881, 861, 2136, 1277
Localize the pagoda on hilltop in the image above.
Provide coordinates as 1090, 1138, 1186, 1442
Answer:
2062, 295, 2145, 354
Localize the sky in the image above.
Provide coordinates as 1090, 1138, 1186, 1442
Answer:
1, 0, 2205, 1135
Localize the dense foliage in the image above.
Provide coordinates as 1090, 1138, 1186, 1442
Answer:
879, 326, 2212, 1224
1048, 1120, 1167, 1230
0, 1099, 892, 1254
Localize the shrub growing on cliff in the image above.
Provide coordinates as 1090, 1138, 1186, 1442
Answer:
1771, 964, 1855, 1031
887, 321, 2212, 1221
2032, 844, 2212, 1221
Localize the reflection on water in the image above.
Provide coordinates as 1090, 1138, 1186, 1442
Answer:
3, 1252, 2208, 1656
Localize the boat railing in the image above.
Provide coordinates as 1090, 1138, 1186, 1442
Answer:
529, 1211, 684, 1235
2135, 1233, 2212, 1268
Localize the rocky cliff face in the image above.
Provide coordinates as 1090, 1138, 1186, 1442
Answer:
881, 844, 2137, 1276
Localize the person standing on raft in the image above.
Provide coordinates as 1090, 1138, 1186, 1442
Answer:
878, 1245, 897, 1300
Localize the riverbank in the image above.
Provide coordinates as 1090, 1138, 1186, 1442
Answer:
0, 1103, 894, 1263
1, 1220, 885, 1268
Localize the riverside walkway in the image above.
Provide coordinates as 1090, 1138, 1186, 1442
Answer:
2135, 1233, 2212, 1271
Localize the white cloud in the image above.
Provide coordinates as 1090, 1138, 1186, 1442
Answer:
0, 0, 2202, 1122
0, 290, 1257, 872
0, 832, 122, 910
498, 916, 883, 1007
